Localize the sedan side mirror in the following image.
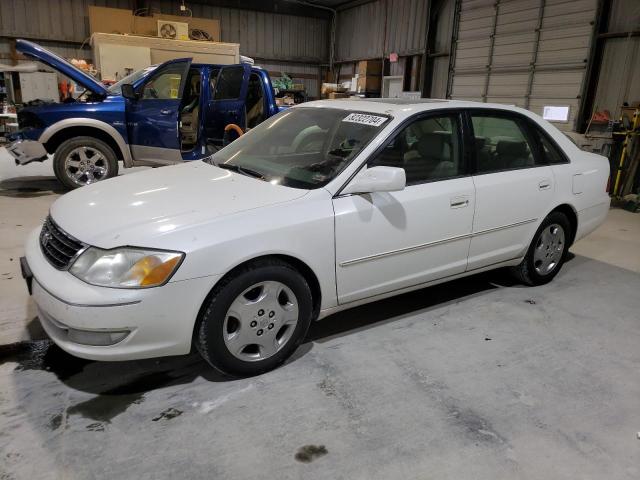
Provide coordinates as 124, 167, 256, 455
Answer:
342, 166, 406, 195
121, 83, 137, 100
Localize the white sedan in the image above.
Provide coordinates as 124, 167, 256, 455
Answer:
22, 99, 610, 375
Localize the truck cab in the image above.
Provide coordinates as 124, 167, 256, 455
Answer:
7, 39, 281, 188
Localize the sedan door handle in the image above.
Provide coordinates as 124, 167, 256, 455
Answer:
450, 196, 470, 209
538, 180, 552, 190
160, 109, 173, 115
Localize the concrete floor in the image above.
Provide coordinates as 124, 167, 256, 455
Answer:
0, 152, 148, 345
1, 149, 639, 479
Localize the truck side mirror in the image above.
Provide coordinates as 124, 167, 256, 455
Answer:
121, 84, 137, 100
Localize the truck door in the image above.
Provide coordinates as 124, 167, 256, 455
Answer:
126, 58, 191, 166
205, 64, 251, 145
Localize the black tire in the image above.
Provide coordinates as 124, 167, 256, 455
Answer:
196, 259, 313, 376
512, 211, 571, 286
53, 136, 119, 189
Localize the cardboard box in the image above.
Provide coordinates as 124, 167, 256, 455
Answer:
321, 83, 347, 96
328, 92, 350, 99
89, 6, 134, 35
132, 16, 158, 36
88, 6, 220, 42
357, 75, 381, 93
357, 60, 382, 77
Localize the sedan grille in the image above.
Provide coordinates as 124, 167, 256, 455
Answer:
40, 216, 86, 270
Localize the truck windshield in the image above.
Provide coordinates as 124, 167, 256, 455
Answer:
206, 107, 390, 189
108, 66, 158, 95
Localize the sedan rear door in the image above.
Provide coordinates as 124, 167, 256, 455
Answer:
205, 64, 252, 144
466, 109, 555, 270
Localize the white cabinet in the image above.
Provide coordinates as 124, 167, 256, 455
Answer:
92, 33, 241, 82
94, 44, 151, 82
18, 72, 59, 103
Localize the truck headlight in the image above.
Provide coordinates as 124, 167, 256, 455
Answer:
70, 247, 184, 288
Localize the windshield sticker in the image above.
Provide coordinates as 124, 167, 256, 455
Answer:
342, 113, 388, 127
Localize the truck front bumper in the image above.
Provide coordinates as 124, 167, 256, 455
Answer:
7, 139, 48, 165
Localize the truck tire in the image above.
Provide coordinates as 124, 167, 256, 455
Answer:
53, 136, 118, 189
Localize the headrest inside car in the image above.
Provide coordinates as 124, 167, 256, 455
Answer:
416, 132, 450, 158
496, 140, 527, 157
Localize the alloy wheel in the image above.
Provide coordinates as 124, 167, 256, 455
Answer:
64, 146, 110, 186
223, 281, 299, 362
533, 223, 565, 275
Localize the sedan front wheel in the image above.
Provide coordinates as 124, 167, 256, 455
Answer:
196, 259, 313, 376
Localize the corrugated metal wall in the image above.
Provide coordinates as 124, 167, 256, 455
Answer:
335, 1, 384, 62
146, 0, 328, 62
0, 0, 327, 97
0, 0, 328, 62
260, 60, 320, 99
0, 0, 134, 43
592, 0, 640, 119
429, 0, 456, 98
449, 0, 598, 131
335, 0, 427, 62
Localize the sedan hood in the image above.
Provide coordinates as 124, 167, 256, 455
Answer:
16, 39, 109, 97
50, 162, 309, 248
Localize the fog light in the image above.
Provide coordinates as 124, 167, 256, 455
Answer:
67, 328, 130, 346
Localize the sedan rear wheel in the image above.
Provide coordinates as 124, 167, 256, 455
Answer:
512, 211, 571, 286
532, 223, 565, 276
196, 259, 313, 376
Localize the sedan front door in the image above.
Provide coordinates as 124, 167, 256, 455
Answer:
333, 112, 475, 304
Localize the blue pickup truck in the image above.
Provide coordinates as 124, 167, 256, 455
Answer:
7, 39, 281, 188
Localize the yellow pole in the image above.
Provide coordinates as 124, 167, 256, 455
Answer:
613, 138, 628, 196
613, 109, 639, 196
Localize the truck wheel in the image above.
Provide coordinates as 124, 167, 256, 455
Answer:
53, 136, 118, 189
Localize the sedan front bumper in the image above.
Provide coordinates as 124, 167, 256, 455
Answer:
23, 227, 220, 361
7, 139, 48, 165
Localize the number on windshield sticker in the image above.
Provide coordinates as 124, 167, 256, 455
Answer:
342, 113, 388, 127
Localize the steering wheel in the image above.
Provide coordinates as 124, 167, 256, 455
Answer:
145, 86, 159, 99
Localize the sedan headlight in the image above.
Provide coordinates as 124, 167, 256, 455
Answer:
70, 247, 184, 288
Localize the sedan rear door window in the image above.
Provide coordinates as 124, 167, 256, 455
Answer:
470, 114, 537, 173
536, 129, 569, 165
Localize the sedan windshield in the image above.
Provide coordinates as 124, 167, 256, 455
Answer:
108, 66, 157, 95
206, 107, 390, 189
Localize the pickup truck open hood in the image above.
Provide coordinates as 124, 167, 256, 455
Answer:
16, 39, 109, 97
49, 161, 309, 248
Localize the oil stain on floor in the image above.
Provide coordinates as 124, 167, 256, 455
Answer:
152, 407, 183, 422
294, 445, 328, 463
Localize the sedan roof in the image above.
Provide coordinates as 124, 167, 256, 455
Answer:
298, 98, 529, 120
